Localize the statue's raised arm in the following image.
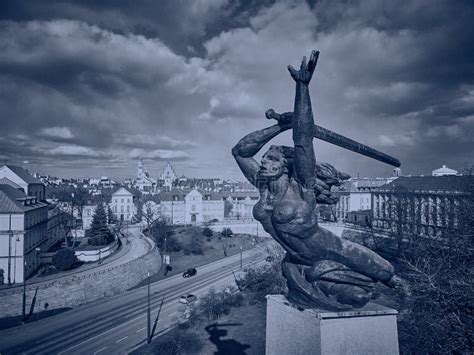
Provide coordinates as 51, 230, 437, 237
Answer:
288, 50, 319, 189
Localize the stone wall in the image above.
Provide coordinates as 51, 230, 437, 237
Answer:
0, 238, 161, 319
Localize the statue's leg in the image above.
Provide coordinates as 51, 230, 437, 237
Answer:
315, 226, 395, 283
282, 260, 355, 311
318, 281, 371, 308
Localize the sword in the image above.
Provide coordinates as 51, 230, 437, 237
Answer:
266, 110, 401, 168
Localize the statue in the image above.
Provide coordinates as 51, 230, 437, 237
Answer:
232, 50, 405, 311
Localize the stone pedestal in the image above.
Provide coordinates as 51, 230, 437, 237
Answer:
265, 295, 399, 355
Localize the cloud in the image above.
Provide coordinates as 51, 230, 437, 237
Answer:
38, 127, 74, 140
0, 0, 473, 179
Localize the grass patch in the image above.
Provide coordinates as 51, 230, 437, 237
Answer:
131, 291, 266, 355
135, 226, 263, 287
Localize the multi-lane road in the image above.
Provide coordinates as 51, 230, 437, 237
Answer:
0, 248, 265, 354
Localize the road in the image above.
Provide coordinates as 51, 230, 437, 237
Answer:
0, 248, 265, 355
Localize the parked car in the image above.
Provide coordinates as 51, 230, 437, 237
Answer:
182, 268, 197, 278
179, 294, 197, 304
265, 256, 275, 263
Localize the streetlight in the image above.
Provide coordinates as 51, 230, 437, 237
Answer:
240, 245, 243, 269
147, 272, 151, 343
22, 260, 27, 321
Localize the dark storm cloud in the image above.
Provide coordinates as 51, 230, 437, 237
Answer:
0, 0, 472, 179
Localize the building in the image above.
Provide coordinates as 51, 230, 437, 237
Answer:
432, 164, 458, 176
135, 159, 156, 193
156, 188, 225, 225
81, 204, 98, 230
224, 192, 259, 220
159, 162, 177, 190
0, 184, 49, 284
0, 164, 46, 200
372, 175, 474, 238
334, 178, 392, 222
110, 187, 137, 222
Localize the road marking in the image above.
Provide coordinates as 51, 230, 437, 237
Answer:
116, 336, 128, 343
57, 313, 146, 355
136, 327, 146, 333
93, 347, 108, 354
168, 312, 177, 318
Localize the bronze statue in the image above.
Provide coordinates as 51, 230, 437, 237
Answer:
232, 50, 404, 311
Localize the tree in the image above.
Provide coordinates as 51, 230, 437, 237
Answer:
52, 249, 77, 271
151, 219, 168, 250
186, 233, 203, 255
107, 206, 118, 225
394, 184, 474, 353
224, 199, 233, 217
202, 227, 213, 237
88, 204, 114, 246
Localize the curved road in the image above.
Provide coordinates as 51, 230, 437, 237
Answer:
0, 247, 265, 354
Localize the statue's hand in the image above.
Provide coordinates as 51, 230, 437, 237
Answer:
265, 109, 293, 129
288, 50, 319, 84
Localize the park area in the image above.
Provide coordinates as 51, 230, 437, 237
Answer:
137, 224, 265, 287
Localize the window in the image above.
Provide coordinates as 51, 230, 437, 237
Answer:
121, 199, 124, 203
121, 206, 124, 212
127, 198, 130, 203
127, 206, 130, 212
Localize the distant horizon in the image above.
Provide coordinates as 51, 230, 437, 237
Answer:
5, 159, 465, 183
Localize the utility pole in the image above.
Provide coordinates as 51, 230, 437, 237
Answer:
240, 245, 243, 269
22, 261, 27, 321
147, 272, 151, 343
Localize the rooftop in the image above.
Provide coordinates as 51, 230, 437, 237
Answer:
376, 175, 474, 193
0, 184, 48, 213
1, 164, 43, 185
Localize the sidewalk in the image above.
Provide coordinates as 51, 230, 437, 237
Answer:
1, 226, 151, 292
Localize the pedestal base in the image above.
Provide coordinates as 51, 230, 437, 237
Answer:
265, 295, 399, 355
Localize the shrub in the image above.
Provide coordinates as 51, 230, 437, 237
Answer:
198, 287, 245, 321
202, 227, 213, 237
238, 264, 287, 297
52, 249, 77, 271
221, 227, 233, 237
166, 235, 182, 252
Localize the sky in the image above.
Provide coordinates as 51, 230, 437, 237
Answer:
0, 0, 473, 181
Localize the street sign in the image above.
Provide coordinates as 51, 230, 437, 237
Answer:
163, 255, 170, 265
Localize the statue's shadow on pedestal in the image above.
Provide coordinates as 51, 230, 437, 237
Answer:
205, 322, 251, 355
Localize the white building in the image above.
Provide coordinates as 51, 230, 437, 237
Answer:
135, 159, 156, 193
224, 192, 259, 220
0, 184, 49, 284
158, 188, 224, 225
432, 164, 458, 176
110, 187, 137, 222
0, 164, 46, 200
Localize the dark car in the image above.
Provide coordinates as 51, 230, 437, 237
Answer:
265, 256, 275, 263
182, 268, 197, 278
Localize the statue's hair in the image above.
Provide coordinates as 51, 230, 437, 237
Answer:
268, 145, 350, 205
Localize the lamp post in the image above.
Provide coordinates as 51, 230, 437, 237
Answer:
147, 272, 151, 343
22, 260, 27, 321
240, 245, 243, 269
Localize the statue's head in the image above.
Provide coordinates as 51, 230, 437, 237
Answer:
259, 145, 294, 179
259, 145, 351, 204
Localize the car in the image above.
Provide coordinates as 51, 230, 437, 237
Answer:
179, 294, 197, 304
182, 268, 197, 278
265, 256, 275, 262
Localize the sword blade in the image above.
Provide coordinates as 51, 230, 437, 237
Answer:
313, 125, 401, 167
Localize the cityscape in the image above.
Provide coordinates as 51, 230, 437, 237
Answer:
0, 1, 473, 355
